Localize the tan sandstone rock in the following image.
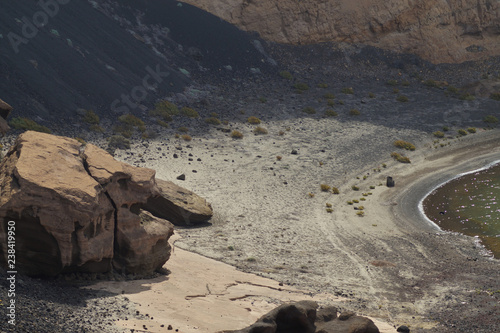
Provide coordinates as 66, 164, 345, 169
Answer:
181, 0, 500, 64
143, 178, 213, 226
0, 131, 176, 276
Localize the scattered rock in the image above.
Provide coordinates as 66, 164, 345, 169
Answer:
291, 149, 298, 155
386, 176, 395, 187
177, 174, 186, 181
0, 98, 12, 135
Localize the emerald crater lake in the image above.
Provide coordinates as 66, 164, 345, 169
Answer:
422, 161, 500, 258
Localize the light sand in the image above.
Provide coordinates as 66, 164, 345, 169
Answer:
102, 118, 500, 332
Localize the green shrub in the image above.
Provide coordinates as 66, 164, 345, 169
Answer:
231, 130, 243, 139
317, 83, 329, 88
402, 80, 410, 86
303, 107, 316, 114
247, 116, 261, 124
178, 126, 189, 133
10, 117, 51, 133
327, 99, 335, 107
386, 80, 398, 86
392, 88, 400, 94
391, 152, 411, 163
352, 185, 360, 191
254, 126, 268, 135
108, 135, 130, 149
320, 184, 331, 192
294, 82, 310, 91
279, 71, 293, 80
341, 87, 354, 94
484, 115, 499, 123
119, 114, 144, 127
83, 110, 100, 124
325, 109, 338, 117
433, 131, 445, 138
349, 109, 360, 116
447, 86, 459, 94
259, 97, 267, 103
157, 120, 169, 127
181, 134, 192, 141
443, 126, 450, 131
368, 92, 375, 98
326, 208, 334, 213
490, 92, 500, 101
459, 93, 475, 101
181, 107, 199, 118
458, 129, 468, 136
113, 124, 133, 138
467, 127, 476, 134
323, 93, 335, 99
397, 95, 409, 102
205, 117, 221, 125
394, 140, 416, 151
331, 187, 340, 194
151, 100, 179, 118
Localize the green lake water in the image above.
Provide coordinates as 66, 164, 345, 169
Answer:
422, 162, 500, 258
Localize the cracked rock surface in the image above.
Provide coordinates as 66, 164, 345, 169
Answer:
0, 131, 180, 276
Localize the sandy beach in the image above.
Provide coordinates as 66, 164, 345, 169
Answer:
95, 115, 500, 332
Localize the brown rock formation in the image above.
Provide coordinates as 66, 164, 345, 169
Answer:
0, 99, 12, 135
0, 131, 178, 276
181, 0, 500, 63
220, 301, 380, 333
144, 179, 213, 226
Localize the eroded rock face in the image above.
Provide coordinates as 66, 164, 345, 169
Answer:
180, 0, 500, 63
0, 131, 176, 276
144, 179, 213, 226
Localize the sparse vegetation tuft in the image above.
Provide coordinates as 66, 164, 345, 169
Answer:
458, 129, 468, 136
83, 110, 100, 124
302, 107, 316, 114
394, 140, 416, 151
254, 126, 268, 135
294, 82, 310, 91
317, 83, 329, 88
231, 130, 243, 139
181, 107, 199, 118
247, 116, 261, 124
391, 152, 411, 163
341, 87, 354, 94
279, 71, 293, 80
10, 117, 52, 134
349, 109, 360, 116
323, 93, 335, 99
325, 109, 338, 117
396, 95, 409, 102
467, 127, 476, 134
320, 184, 331, 192
490, 92, 500, 101
331, 187, 340, 194
205, 117, 221, 125
352, 185, 360, 191
181, 134, 192, 141
484, 115, 498, 124
108, 135, 130, 149
433, 131, 445, 138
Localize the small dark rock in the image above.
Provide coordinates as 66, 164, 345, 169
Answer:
386, 176, 395, 187
291, 149, 298, 155
173, 153, 179, 158
397, 325, 410, 332
176, 174, 186, 181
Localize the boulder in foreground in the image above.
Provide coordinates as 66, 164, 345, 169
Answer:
220, 300, 379, 333
0, 131, 214, 276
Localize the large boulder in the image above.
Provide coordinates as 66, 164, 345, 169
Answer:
143, 178, 213, 226
0, 131, 177, 276
221, 301, 379, 333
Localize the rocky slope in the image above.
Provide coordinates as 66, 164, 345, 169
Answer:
180, 0, 500, 64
